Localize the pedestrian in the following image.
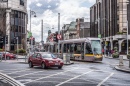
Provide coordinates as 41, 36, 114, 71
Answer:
102, 49, 104, 55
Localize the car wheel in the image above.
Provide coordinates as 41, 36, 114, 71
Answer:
58, 66, 62, 69
41, 62, 46, 69
29, 61, 33, 68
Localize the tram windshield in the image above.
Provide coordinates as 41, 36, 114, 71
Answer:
91, 40, 102, 54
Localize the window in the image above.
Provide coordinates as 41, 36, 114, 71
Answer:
32, 54, 37, 58
20, 0, 24, 6
37, 54, 41, 58
91, 40, 102, 54
86, 43, 93, 54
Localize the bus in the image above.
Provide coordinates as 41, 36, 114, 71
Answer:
44, 38, 103, 62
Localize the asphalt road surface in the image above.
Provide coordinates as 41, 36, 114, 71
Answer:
0, 58, 130, 86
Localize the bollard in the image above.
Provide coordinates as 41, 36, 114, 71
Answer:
119, 56, 124, 66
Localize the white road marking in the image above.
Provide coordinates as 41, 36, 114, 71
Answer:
0, 68, 26, 71
23, 68, 80, 84
55, 70, 94, 86
97, 73, 114, 86
7, 69, 30, 74
14, 71, 45, 78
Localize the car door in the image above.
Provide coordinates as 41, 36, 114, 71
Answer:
31, 53, 37, 65
36, 53, 42, 65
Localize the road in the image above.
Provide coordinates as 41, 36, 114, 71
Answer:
0, 57, 130, 86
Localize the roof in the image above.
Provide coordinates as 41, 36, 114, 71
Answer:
69, 22, 77, 30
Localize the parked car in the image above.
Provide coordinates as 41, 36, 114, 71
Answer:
28, 52, 64, 69
3, 52, 16, 60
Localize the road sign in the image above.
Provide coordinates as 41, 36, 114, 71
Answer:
98, 34, 101, 38
57, 34, 61, 40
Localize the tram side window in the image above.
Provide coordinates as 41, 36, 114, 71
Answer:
74, 43, 81, 54
70, 43, 74, 53
86, 43, 93, 54
63, 44, 70, 53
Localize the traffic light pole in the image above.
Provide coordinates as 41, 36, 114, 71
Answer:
31, 37, 33, 53
4, 36, 6, 61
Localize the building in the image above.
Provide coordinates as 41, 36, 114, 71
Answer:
79, 22, 90, 38
90, 0, 130, 54
0, 0, 27, 51
76, 18, 90, 38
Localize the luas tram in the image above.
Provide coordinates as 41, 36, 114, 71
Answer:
44, 38, 103, 62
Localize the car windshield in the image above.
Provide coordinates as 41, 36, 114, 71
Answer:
42, 53, 56, 58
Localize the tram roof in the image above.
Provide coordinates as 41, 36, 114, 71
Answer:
60, 37, 101, 43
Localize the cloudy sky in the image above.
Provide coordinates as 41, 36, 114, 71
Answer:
27, 0, 96, 42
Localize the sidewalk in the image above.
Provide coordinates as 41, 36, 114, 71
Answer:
105, 55, 129, 61
115, 65, 130, 73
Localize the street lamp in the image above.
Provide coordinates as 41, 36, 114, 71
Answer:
30, 10, 36, 32
126, 0, 129, 56
30, 10, 36, 53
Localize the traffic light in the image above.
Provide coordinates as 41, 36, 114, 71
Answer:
5, 36, 8, 44
29, 39, 31, 44
13, 37, 17, 44
53, 32, 58, 42
0, 36, 8, 44
29, 37, 35, 45
27, 38, 29, 42
0, 36, 4, 43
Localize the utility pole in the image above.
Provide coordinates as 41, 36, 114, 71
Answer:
58, 13, 60, 57
4, 36, 6, 61
41, 20, 44, 50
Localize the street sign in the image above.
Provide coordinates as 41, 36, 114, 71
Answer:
98, 34, 101, 38
57, 34, 61, 40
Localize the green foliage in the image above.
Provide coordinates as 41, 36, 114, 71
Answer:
116, 32, 123, 35
112, 47, 119, 58
15, 49, 26, 53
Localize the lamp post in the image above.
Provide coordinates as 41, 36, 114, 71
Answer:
126, 0, 129, 56
102, 18, 109, 56
58, 13, 60, 57
30, 10, 36, 53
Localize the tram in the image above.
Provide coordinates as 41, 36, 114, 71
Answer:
44, 38, 103, 62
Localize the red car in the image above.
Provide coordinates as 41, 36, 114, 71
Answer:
3, 52, 16, 60
28, 52, 64, 69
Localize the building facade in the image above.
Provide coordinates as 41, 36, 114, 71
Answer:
0, 0, 27, 51
90, 0, 130, 54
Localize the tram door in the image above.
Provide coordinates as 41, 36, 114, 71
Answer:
81, 43, 84, 59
